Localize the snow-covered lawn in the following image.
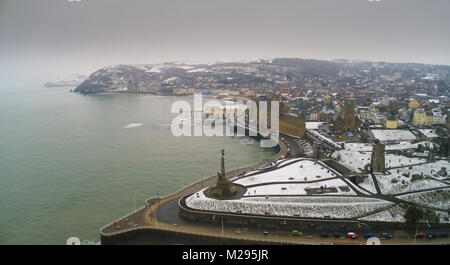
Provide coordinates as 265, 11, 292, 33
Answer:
185, 191, 393, 219
396, 188, 450, 210
358, 176, 377, 194
385, 155, 425, 168
371, 129, 416, 141
359, 205, 406, 223
332, 151, 426, 172
396, 160, 450, 181
275, 158, 303, 168
344, 141, 434, 152
241, 196, 382, 204
375, 174, 448, 195
235, 159, 338, 186
242, 178, 356, 196
331, 151, 370, 172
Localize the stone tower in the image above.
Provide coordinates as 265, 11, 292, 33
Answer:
371, 139, 385, 173
313, 142, 322, 159
342, 101, 358, 131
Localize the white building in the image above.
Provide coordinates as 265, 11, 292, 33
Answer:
433, 112, 446, 125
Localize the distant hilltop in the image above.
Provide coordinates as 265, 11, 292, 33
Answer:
45, 74, 88, 88
73, 58, 450, 94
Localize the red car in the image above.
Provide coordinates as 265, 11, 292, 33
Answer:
415, 232, 424, 239
347, 232, 359, 239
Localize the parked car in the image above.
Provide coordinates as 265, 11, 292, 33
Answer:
380, 232, 393, 239
427, 232, 438, 239
415, 232, 424, 239
364, 232, 374, 239
346, 232, 359, 239
319, 232, 331, 238
334, 233, 345, 239
292, 230, 302, 237
263, 231, 269, 236
439, 232, 448, 238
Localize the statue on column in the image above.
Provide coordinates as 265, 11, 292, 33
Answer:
217, 149, 227, 183
204, 149, 247, 200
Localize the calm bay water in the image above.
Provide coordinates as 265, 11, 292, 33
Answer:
0, 87, 275, 244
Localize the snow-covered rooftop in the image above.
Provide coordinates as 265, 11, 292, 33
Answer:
371, 129, 416, 141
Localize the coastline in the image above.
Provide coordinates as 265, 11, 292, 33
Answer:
99, 134, 287, 243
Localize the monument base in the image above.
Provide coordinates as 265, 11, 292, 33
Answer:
204, 183, 247, 200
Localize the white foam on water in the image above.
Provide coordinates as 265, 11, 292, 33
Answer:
123, 123, 143, 129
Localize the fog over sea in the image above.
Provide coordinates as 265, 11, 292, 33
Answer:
0, 87, 275, 244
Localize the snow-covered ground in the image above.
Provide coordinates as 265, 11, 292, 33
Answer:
385, 155, 426, 168
331, 150, 370, 172
187, 68, 207, 73
240, 196, 381, 204
375, 174, 448, 195
396, 188, 450, 210
242, 178, 356, 196
358, 176, 377, 194
145, 65, 164, 73
344, 141, 435, 152
419, 129, 438, 138
235, 159, 338, 186
332, 151, 426, 172
359, 205, 406, 223
396, 160, 450, 181
371, 129, 417, 141
185, 190, 393, 219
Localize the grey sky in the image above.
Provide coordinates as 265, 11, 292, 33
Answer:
1, 0, 449, 87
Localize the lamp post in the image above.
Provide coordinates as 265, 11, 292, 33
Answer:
221, 215, 224, 237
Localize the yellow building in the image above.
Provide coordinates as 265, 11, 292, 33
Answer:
425, 113, 433, 126
408, 100, 420, 110
385, 119, 398, 129
413, 109, 433, 126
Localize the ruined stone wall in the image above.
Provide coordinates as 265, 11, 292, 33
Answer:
279, 114, 306, 138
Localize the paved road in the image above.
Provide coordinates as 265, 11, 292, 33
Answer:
154, 197, 450, 245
